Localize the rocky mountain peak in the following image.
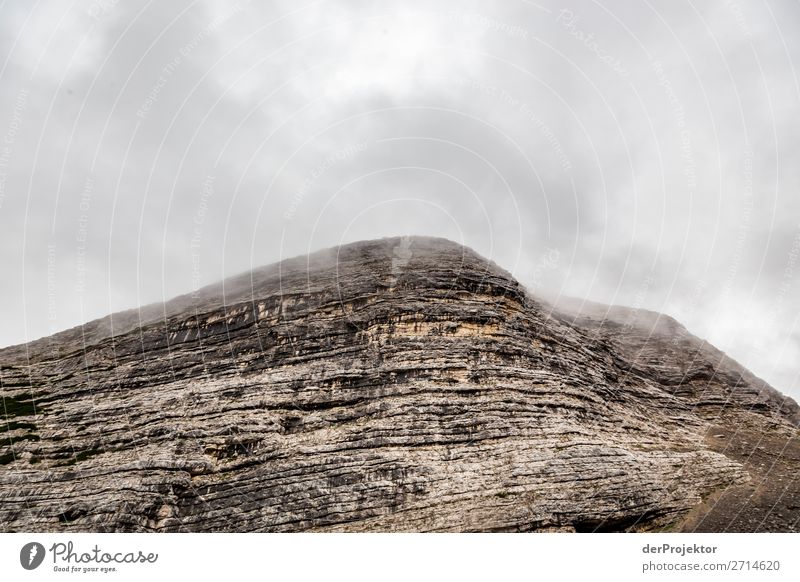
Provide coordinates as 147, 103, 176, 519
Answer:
1, 238, 798, 532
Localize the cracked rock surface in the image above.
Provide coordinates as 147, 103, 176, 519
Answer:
1, 236, 798, 532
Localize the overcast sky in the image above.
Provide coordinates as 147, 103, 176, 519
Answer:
0, 0, 798, 398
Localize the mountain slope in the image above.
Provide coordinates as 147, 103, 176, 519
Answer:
1, 236, 797, 532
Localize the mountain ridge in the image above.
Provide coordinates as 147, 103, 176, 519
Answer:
1, 236, 798, 532
0, 237, 505, 360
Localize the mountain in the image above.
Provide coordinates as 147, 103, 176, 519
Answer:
1, 236, 798, 532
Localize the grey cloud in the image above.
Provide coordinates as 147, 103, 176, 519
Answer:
0, 0, 798, 399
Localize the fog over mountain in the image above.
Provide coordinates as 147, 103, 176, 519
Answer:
0, 0, 798, 399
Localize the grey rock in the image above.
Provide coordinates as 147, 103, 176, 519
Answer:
1, 236, 797, 532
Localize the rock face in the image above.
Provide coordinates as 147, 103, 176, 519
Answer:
1, 236, 798, 532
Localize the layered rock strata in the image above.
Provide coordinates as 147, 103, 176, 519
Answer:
1, 237, 797, 532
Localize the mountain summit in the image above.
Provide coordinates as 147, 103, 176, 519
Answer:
1, 236, 798, 532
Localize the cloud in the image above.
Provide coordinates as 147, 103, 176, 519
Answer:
0, 0, 798, 399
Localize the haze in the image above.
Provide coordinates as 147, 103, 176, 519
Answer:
0, 0, 798, 399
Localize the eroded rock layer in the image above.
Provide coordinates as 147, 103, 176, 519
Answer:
1, 237, 797, 532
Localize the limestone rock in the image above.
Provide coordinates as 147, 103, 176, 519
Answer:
1, 237, 797, 532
